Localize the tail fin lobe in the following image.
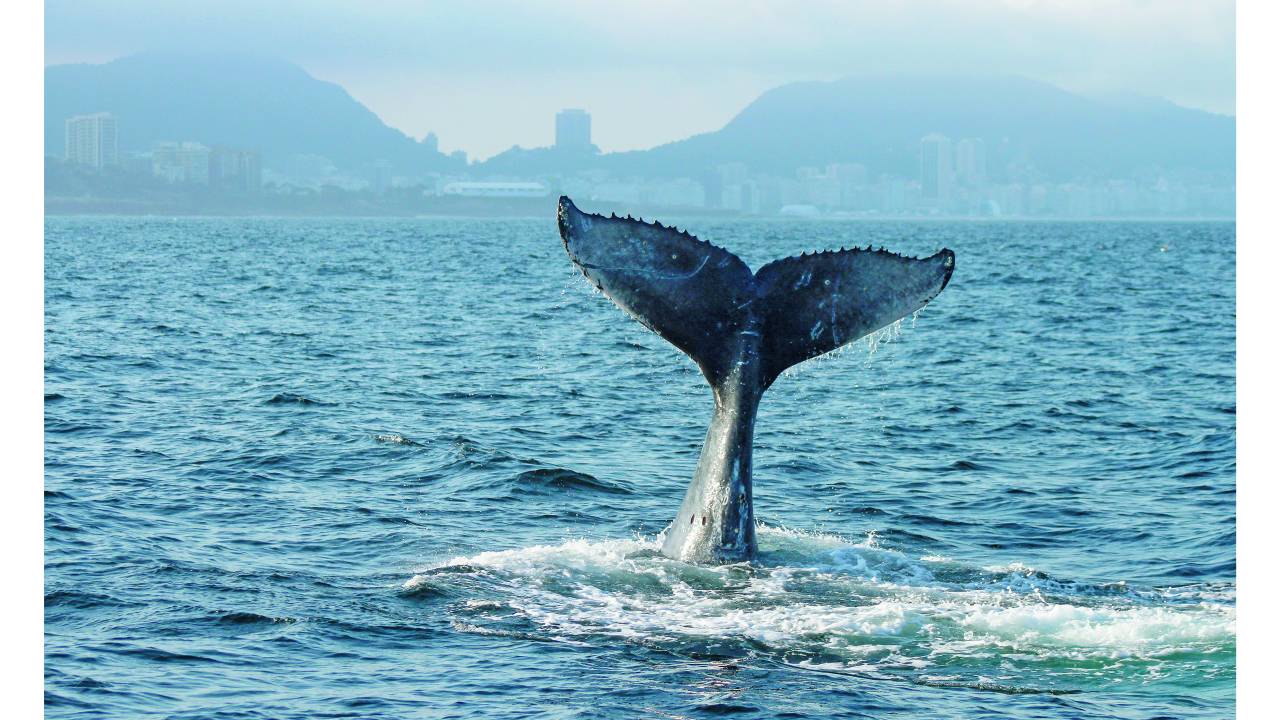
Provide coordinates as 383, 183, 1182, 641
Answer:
753, 247, 954, 386
557, 196, 755, 384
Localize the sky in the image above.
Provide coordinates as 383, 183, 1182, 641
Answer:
45, 0, 1236, 161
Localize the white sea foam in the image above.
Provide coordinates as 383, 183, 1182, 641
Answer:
408, 525, 1235, 687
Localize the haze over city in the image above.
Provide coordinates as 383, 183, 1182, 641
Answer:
47, 0, 1235, 160
44, 1, 1236, 219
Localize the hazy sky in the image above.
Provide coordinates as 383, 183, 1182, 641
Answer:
45, 0, 1235, 160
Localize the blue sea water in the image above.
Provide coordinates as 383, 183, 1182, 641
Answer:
45, 215, 1235, 719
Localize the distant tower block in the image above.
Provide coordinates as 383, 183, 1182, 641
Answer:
955, 138, 987, 187
555, 109, 592, 152
919, 133, 954, 204
423, 132, 439, 154
65, 113, 119, 169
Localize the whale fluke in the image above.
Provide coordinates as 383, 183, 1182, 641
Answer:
558, 197, 755, 385
754, 246, 954, 386
556, 196, 954, 563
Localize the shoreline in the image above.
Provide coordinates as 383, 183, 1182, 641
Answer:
43, 210, 1238, 223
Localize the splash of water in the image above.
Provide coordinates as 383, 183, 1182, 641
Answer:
405, 526, 1234, 694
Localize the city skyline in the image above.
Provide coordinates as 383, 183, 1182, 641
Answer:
50, 101, 1234, 219
45, 1, 1236, 160
45, 53, 1235, 172
44, 53, 1238, 166
45, 37, 1234, 220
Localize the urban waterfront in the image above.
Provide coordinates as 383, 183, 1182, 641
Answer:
49, 115, 1236, 219
49, 59, 1234, 220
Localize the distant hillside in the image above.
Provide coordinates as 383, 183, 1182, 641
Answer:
45, 53, 458, 175
483, 75, 1235, 181
46, 57, 1233, 184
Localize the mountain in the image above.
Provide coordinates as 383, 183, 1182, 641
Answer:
45, 53, 458, 175
484, 75, 1235, 182
46, 56, 1234, 184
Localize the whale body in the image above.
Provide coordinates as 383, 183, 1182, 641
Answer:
556, 196, 954, 564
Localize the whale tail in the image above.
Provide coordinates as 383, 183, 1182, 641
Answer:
557, 195, 954, 563
557, 196, 954, 388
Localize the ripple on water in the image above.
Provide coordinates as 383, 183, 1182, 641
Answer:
44, 218, 1236, 718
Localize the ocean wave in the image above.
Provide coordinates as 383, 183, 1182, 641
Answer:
513, 467, 633, 495
264, 392, 332, 406
214, 611, 297, 625
372, 432, 423, 446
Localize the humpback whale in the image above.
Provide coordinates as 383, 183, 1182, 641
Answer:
556, 196, 954, 564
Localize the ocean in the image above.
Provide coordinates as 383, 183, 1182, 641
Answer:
45, 215, 1235, 719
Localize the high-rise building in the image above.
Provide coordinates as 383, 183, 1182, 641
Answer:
717, 162, 749, 186
65, 113, 118, 169
827, 163, 869, 186
423, 132, 439, 154
152, 141, 211, 184
555, 109, 592, 152
369, 159, 392, 194
920, 134, 953, 204
210, 146, 262, 192
955, 138, 987, 187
